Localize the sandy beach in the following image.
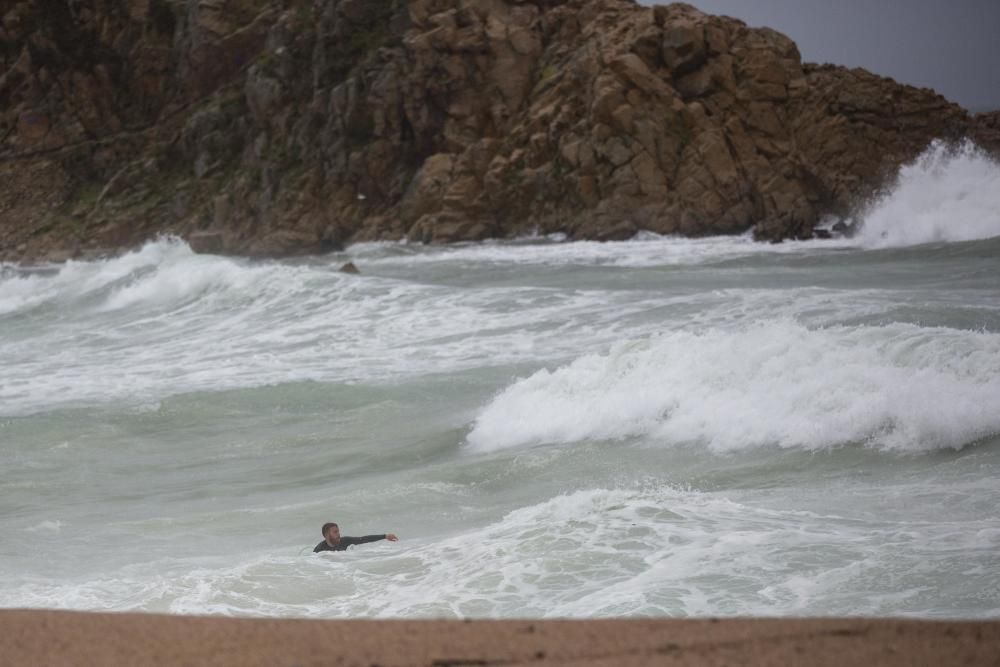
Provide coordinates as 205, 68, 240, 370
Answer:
2, 611, 997, 666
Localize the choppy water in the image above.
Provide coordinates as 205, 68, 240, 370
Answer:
2, 141, 1000, 619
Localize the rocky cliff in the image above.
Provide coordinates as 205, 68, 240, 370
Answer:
0, 0, 987, 261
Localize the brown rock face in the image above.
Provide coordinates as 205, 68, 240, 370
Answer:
0, 0, 983, 261
971, 111, 1000, 155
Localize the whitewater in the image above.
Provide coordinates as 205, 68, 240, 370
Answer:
2, 141, 999, 619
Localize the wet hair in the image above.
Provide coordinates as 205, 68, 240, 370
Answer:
322, 522, 339, 537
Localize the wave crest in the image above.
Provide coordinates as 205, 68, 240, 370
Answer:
467, 321, 1000, 453
858, 141, 1000, 248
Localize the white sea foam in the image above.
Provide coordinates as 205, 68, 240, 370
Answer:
4, 486, 996, 618
857, 141, 1000, 248
24, 520, 63, 533
467, 320, 1000, 453
0, 239, 716, 416
0, 238, 188, 315
347, 231, 853, 269
2, 230, 995, 419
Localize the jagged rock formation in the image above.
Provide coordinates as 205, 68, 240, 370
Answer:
972, 111, 1000, 154
0, 0, 984, 261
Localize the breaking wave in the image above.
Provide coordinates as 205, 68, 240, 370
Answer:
858, 141, 1000, 248
468, 320, 1000, 453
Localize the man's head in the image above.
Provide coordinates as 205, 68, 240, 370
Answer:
322, 522, 341, 543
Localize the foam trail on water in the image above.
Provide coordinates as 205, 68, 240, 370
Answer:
348, 232, 855, 269
858, 141, 1000, 248
467, 320, 1000, 453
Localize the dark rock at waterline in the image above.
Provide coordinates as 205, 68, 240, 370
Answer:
338, 262, 360, 274
188, 231, 226, 255
831, 220, 858, 237
0, 0, 984, 262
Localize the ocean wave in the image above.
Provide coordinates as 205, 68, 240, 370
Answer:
467, 320, 1000, 453
857, 140, 1000, 248
6, 485, 995, 618
347, 232, 856, 269
0, 237, 191, 315
0, 238, 655, 415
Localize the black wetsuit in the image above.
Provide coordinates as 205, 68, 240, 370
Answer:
313, 535, 387, 553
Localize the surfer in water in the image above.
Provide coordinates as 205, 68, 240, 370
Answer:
313, 522, 398, 552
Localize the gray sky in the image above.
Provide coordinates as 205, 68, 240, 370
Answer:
641, 0, 1000, 111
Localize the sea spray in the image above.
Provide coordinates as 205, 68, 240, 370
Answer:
858, 140, 1000, 248
467, 320, 1000, 453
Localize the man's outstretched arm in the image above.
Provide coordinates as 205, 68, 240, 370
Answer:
343, 534, 398, 546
